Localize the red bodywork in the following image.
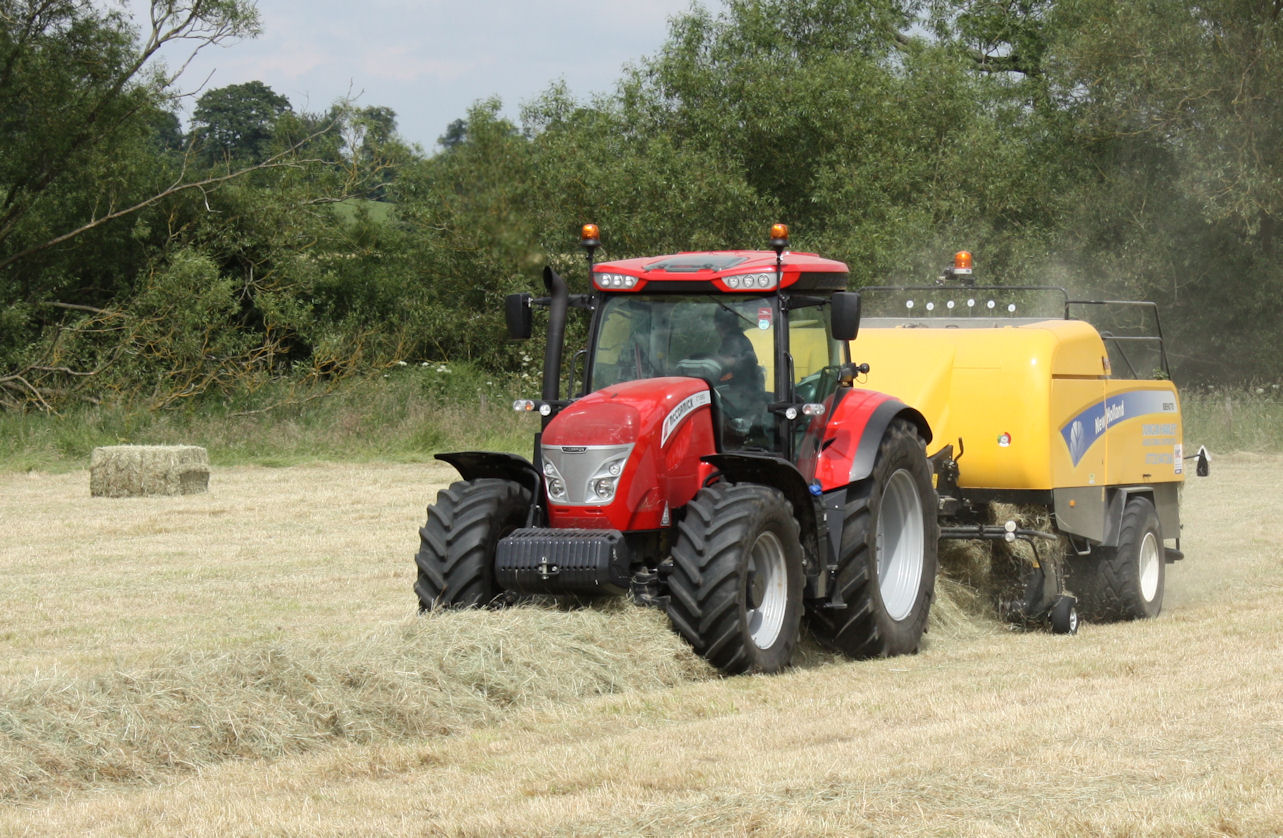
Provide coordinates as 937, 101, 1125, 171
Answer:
542, 377, 717, 531
802, 387, 911, 491
544, 375, 911, 534
591, 250, 847, 293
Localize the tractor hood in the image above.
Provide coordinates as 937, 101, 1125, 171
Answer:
543, 377, 711, 447
540, 377, 718, 530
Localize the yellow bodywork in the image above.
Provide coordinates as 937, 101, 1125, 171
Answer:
855, 319, 1185, 491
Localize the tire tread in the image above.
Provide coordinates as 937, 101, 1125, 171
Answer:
807, 418, 938, 658
413, 478, 530, 609
665, 483, 802, 674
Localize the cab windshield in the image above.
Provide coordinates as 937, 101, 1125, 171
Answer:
589, 295, 844, 450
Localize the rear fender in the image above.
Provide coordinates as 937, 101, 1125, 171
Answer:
1102, 485, 1181, 545
805, 388, 931, 491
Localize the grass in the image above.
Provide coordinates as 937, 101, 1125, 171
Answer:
1180, 382, 1283, 453
0, 610, 709, 801
0, 460, 713, 800
0, 362, 536, 472
2, 374, 1278, 475
0, 369, 1278, 830
330, 198, 395, 226
0, 452, 1278, 834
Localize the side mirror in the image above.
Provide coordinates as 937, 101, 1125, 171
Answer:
505, 293, 532, 340
831, 291, 861, 341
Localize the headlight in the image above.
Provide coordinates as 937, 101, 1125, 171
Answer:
540, 442, 633, 505
543, 459, 567, 501
725, 273, 777, 291
586, 452, 630, 503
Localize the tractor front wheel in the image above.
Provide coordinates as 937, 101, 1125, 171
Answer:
666, 483, 803, 674
414, 478, 530, 610
808, 418, 938, 658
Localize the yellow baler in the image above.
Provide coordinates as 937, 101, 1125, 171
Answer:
853, 309, 1192, 626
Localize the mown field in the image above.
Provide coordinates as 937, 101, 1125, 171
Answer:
0, 448, 1279, 835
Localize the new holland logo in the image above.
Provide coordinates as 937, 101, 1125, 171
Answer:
1095, 402, 1125, 434
1068, 420, 1087, 464
1060, 389, 1175, 467
661, 391, 712, 447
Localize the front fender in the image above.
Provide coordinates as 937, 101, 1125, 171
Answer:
703, 451, 823, 583
435, 451, 541, 498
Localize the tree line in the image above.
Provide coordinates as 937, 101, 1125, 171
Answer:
2, 0, 1279, 411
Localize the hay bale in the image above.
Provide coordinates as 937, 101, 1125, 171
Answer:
89, 445, 210, 497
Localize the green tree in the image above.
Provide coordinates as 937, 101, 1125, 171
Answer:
607, 0, 1072, 282
437, 117, 468, 150
0, 0, 262, 407
0, 2, 401, 410
1034, 0, 1283, 380
0, 0, 259, 269
190, 80, 292, 165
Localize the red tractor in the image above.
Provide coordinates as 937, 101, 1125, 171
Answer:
414, 225, 938, 674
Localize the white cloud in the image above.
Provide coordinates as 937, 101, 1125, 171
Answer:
359, 46, 480, 84
127, 0, 716, 145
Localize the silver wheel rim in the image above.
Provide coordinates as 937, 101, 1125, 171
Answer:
1138, 530, 1161, 603
877, 469, 926, 622
745, 530, 788, 649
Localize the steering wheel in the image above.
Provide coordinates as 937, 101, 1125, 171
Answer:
675, 355, 723, 384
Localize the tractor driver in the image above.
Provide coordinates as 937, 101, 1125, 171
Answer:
713, 306, 762, 390
713, 306, 766, 439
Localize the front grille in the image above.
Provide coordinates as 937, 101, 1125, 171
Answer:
541, 443, 633, 506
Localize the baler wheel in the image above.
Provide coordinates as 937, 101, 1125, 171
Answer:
665, 483, 803, 674
1050, 595, 1079, 635
1069, 496, 1164, 622
807, 418, 938, 658
414, 478, 530, 610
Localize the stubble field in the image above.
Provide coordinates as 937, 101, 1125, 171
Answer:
0, 454, 1279, 836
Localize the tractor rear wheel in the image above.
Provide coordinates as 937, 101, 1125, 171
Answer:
414, 478, 530, 610
1069, 495, 1164, 622
666, 483, 803, 674
808, 418, 938, 658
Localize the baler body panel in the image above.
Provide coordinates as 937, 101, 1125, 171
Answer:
854, 319, 1184, 492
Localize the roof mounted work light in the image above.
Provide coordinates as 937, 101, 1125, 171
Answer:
769, 223, 789, 253
581, 223, 600, 273
942, 249, 976, 285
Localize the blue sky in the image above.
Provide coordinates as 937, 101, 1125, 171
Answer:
128, 0, 711, 150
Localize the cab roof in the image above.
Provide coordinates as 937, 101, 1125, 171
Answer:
591, 250, 849, 294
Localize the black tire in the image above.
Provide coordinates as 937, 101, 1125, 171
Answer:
414, 478, 531, 610
1050, 595, 1079, 635
1068, 496, 1164, 622
665, 483, 803, 675
808, 419, 939, 658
